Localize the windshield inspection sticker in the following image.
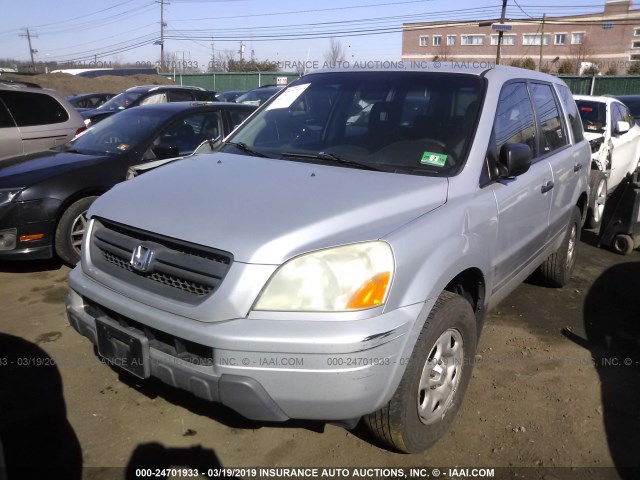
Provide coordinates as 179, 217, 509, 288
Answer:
421, 151, 447, 167
116, 144, 130, 151
265, 83, 311, 110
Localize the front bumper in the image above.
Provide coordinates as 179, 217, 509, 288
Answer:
0, 199, 59, 260
66, 265, 426, 422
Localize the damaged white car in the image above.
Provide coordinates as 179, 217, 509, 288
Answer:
575, 95, 640, 228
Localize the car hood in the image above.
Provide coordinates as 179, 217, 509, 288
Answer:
90, 153, 449, 264
0, 150, 108, 188
583, 131, 604, 142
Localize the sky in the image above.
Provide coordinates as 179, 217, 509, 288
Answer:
0, 0, 614, 71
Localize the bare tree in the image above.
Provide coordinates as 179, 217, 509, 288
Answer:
324, 38, 347, 66
569, 37, 595, 75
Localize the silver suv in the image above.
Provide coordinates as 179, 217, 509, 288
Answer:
66, 64, 590, 453
0, 80, 85, 161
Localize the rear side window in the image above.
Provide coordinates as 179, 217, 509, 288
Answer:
0, 99, 16, 128
0, 91, 69, 126
556, 84, 584, 143
193, 91, 212, 101
168, 91, 194, 102
530, 83, 568, 154
230, 110, 252, 129
494, 82, 537, 157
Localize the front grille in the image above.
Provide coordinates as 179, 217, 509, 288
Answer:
90, 218, 233, 304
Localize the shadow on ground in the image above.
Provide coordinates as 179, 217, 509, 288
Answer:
0, 333, 82, 479
126, 442, 234, 479
564, 261, 640, 480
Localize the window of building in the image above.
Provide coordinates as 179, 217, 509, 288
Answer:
447, 35, 456, 46
523, 34, 550, 46
630, 54, 640, 61
433, 35, 442, 46
555, 33, 566, 45
419, 36, 428, 47
633, 41, 640, 48
572, 32, 585, 44
461, 35, 485, 46
634, 27, 640, 36
490, 34, 516, 46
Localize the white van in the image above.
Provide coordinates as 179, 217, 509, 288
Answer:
0, 80, 85, 161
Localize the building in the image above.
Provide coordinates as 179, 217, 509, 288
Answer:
402, 0, 640, 74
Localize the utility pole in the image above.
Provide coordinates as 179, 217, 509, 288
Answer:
538, 13, 547, 71
19, 28, 38, 71
158, 0, 166, 71
239, 41, 245, 63
496, 0, 508, 65
214, 37, 217, 72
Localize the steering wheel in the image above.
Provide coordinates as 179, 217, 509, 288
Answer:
98, 131, 125, 145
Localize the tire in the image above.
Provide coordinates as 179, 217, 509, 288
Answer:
586, 170, 607, 229
54, 196, 98, 266
364, 291, 477, 453
612, 234, 635, 256
538, 206, 581, 287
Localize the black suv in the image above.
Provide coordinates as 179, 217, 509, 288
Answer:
81, 85, 213, 126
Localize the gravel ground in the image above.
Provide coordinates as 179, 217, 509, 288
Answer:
0, 233, 639, 480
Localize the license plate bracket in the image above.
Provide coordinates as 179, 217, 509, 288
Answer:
95, 316, 150, 379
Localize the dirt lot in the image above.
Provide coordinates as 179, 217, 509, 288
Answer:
0, 72, 176, 96
1, 233, 639, 480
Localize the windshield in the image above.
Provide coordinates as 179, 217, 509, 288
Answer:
576, 100, 607, 134
63, 108, 167, 155
236, 88, 282, 106
97, 91, 144, 112
224, 71, 485, 176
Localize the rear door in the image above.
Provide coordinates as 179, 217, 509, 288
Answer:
491, 81, 553, 293
530, 82, 581, 243
0, 97, 23, 160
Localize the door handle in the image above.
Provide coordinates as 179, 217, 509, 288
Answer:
541, 181, 554, 194
574, 163, 583, 172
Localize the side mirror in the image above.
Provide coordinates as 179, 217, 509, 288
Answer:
152, 145, 180, 160
498, 143, 532, 178
615, 120, 630, 135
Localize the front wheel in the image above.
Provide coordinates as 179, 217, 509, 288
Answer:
538, 206, 581, 287
364, 291, 477, 453
586, 171, 607, 229
54, 196, 98, 266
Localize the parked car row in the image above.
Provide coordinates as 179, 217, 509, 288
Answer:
0, 101, 256, 265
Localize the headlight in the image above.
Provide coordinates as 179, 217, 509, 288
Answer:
0, 189, 22, 207
253, 241, 394, 312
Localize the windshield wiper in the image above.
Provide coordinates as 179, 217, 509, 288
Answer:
224, 141, 270, 158
281, 151, 383, 171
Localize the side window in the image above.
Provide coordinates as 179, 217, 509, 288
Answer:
151, 111, 222, 155
494, 82, 537, 158
0, 91, 69, 126
168, 91, 194, 102
530, 83, 568, 154
611, 103, 624, 134
139, 92, 168, 105
621, 104, 633, 125
556, 84, 584, 143
0, 98, 16, 128
230, 110, 251, 129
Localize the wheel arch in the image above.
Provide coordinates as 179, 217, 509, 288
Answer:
52, 189, 107, 251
